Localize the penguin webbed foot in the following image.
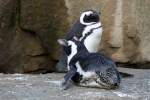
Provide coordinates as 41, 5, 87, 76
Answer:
60, 79, 74, 90
119, 71, 134, 78
60, 66, 77, 90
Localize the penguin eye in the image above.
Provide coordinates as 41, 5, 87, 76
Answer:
83, 13, 99, 23
84, 14, 88, 17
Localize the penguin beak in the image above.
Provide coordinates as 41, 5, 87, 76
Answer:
73, 36, 79, 41
57, 39, 68, 46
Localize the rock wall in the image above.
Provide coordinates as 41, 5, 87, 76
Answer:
65, 0, 150, 68
0, 0, 150, 73
0, 0, 69, 73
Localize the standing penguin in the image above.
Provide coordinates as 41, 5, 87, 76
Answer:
56, 10, 103, 72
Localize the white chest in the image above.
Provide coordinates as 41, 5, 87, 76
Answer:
80, 22, 103, 53
67, 41, 77, 70
84, 27, 102, 52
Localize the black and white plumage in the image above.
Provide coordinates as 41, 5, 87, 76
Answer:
66, 10, 103, 53
66, 10, 101, 40
58, 38, 121, 90
56, 10, 103, 72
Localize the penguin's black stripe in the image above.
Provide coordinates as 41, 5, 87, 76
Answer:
81, 26, 102, 42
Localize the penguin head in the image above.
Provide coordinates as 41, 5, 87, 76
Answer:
57, 38, 78, 49
58, 37, 86, 56
80, 10, 100, 25
58, 38, 78, 56
57, 39, 71, 56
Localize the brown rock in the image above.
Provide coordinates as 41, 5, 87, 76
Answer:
20, 0, 69, 60
0, 27, 53, 73
0, 0, 55, 73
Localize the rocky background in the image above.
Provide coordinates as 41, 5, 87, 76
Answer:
0, 0, 150, 73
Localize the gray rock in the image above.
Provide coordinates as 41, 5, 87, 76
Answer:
0, 68, 149, 100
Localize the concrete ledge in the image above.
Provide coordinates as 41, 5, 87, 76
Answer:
0, 68, 150, 100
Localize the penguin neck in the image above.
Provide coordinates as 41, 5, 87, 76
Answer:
80, 22, 102, 41
76, 41, 90, 59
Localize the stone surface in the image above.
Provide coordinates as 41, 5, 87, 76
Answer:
0, 68, 149, 100
0, 0, 55, 73
100, 0, 150, 65
0, 28, 53, 73
20, 0, 69, 60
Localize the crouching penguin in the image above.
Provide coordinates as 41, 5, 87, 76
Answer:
58, 37, 121, 90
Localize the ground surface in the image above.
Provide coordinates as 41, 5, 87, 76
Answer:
0, 68, 150, 100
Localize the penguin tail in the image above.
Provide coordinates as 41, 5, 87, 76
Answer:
119, 71, 134, 78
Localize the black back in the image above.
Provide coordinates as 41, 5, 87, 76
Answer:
66, 20, 86, 40
68, 40, 117, 72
